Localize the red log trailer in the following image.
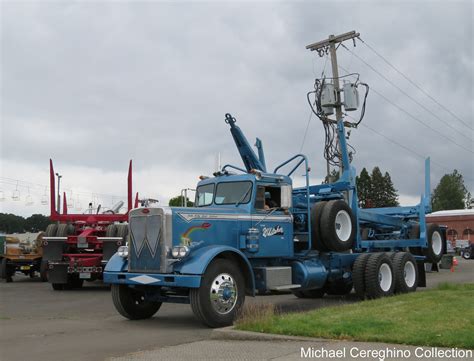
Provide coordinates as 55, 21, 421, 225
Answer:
42, 159, 138, 290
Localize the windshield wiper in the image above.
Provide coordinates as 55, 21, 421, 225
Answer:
235, 185, 253, 207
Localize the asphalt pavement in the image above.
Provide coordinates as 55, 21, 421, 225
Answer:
0, 258, 472, 361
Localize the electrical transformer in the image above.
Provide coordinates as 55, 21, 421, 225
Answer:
343, 82, 359, 111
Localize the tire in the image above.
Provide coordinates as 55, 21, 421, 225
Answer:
56, 224, 69, 237
423, 224, 444, 264
1, 258, 9, 281
112, 284, 162, 320
106, 224, 118, 237
45, 224, 58, 237
292, 288, 326, 298
310, 201, 329, 251
326, 279, 353, 295
40, 260, 48, 282
189, 259, 245, 328
70, 277, 84, 289
392, 252, 418, 293
52, 283, 64, 290
463, 251, 471, 260
364, 253, 395, 299
352, 253, 371, 300
116, 224, 129, 240
320, 200, 355, 252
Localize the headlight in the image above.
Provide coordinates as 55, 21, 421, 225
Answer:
171, 246, 189, 259
117, 246, 128, 258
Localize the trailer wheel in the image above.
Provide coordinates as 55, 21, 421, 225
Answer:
392, 252, 418, 293
189, 259, 244, 328
423, 224, 444, 264
1, 258, 13, 282
310, 201, 329, 251
111, 284, 162, 320
52, 283, 64, 291
292, 288, 326, 298
40, 260, 48, 282
352, 253, 371, 300
45, 224, 58, 237
56, 224, 69, 237
320, 200, 355, 252
106, 224, 118, 237
364, 253, 395, 299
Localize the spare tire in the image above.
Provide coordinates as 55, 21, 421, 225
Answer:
423, 223, 444, 264
310, 201, 329, 251
320, 200, 355, 251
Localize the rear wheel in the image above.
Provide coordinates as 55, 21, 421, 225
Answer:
56, 224, 69, 237
190, 259, 244, 328
423, 224, 444, 263
392, 252, 418, 293
364, 253, 395, 299
463, 250, 471, 260
352, 253, 371, 300
40, 260, 48, 282
112, 284, 162, 320
320, 200, 355, 252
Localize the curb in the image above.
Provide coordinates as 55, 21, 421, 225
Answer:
210, 326, 332, 343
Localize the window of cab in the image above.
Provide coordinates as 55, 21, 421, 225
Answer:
215, 181, 253, 205
195, 183, 214, 207
255, 185, 282, 210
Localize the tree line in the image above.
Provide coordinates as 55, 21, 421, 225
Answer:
0, 213, 51, 234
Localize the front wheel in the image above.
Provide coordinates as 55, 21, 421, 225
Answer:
111, 284, 162, 320
462, 251, 471, 260
190, 259, 245, 328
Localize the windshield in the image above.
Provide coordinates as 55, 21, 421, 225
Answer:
215, 181, 252, 205
195, 184, 214, 207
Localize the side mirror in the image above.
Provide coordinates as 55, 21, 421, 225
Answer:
280, 185, 293, 210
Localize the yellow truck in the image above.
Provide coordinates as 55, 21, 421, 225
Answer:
0, 233, 47, 283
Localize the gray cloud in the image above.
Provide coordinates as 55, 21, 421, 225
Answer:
1, 0, 473, 216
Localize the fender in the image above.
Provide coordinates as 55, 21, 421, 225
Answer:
104, 253, 128, 272
175, 245, 256, 296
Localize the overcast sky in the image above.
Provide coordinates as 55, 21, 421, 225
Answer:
1, 0, 473, 217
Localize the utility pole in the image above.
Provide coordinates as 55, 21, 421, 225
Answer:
306, 31, 359, 178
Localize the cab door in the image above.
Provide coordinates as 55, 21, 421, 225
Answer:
248, 184, 293, 258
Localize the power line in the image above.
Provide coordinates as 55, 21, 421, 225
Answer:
344, 114, 474, 182
340, 43, 473, 143
338, 63, 473, 154
357, 36, 473, 131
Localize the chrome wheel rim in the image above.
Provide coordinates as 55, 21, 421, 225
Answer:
335, 210, 352, 242
210, 273, 237, 315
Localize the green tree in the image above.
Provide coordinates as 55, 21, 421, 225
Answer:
0, 213, 26, 233
381, 172, 399, 207
370, 166, 386, 208
169, 195, 194, 207
356, 167, 372, 208
432, 170, 469, 211
24, 214, 51, 232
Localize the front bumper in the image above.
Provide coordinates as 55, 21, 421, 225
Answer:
103, 271, 201, 288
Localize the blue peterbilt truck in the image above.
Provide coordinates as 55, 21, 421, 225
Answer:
104, 114, 445, 327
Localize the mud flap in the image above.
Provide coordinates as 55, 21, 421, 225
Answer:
417, 261, 426, 288
42, 239, 66, 262
102, 239, 122, 262
48, 264, 68, 284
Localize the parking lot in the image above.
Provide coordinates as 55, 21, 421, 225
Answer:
0, 259, 473, 361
